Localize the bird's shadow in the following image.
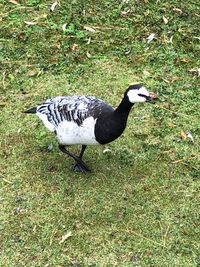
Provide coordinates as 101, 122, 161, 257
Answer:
22, 143, 98, 181
21, 139, 149, 185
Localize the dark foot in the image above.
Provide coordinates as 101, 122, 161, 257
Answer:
73, 162, 91, 173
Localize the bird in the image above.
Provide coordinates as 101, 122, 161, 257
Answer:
24, 84, 157, 172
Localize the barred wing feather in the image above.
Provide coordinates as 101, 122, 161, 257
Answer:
36, 96, 105, 132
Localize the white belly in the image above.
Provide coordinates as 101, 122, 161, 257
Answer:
56, 117, 99, 145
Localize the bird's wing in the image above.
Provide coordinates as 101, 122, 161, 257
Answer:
36, 96, 104, 132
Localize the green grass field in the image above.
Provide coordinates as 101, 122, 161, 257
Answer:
0, 1, 199, 266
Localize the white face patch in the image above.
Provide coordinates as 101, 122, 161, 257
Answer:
127, 86, 150, 103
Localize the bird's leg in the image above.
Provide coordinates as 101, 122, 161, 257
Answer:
73, 145, 91, 173
79, 145, 87, 159
58, 145, 90, 173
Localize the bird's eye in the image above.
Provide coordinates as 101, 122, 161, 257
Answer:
138, 94, 147, 98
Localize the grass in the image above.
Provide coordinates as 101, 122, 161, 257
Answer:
0, 0, 200, 266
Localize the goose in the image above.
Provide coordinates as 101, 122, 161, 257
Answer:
24, 84, 157, 172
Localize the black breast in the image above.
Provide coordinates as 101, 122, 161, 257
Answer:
94, 108, 128, 145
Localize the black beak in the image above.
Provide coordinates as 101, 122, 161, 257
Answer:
146, 92, 158, 103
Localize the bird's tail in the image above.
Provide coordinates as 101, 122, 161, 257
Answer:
24, 107, 37, 114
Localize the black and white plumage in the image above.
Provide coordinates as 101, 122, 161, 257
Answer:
24, 84, 157, 172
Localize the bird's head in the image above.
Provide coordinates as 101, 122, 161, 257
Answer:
125, 84, 158, 104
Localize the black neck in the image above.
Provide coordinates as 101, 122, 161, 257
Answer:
94, 95, 134, 145
115, 94, 134, 115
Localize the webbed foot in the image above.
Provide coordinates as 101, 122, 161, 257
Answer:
73, 162, 91, 173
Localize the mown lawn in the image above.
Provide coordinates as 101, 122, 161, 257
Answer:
0, 1, 199, 266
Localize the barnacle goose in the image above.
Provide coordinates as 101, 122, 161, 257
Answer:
24, 84, 157, 172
